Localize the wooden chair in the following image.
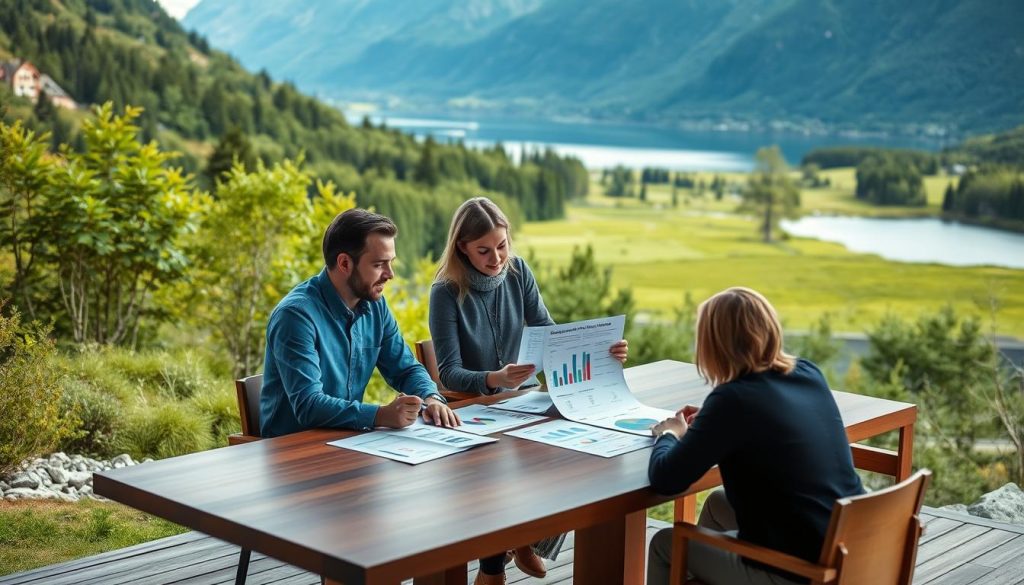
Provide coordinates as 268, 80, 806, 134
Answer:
225, 374, 263, 585
227, 374, 264, 446
414, 340, 477, 403
670, 469, 931, 585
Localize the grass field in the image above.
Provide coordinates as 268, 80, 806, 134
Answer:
0, 500, 186, 576
520, 176, 1024, 337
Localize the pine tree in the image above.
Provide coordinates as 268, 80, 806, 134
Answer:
205, 126, 257, 184
942, 182, 956, 213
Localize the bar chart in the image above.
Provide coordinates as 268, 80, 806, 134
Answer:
549, 351, 591, 387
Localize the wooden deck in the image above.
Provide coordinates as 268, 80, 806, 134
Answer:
1, 507, 1022, 585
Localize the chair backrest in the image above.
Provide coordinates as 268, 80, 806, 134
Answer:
235, 374, 264, 438
414, 340, 477, 403
818, 469, 931, 585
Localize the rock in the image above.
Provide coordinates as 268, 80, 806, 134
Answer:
142, 458, 153, 464
967, 483, 1024, 525
67, 471, 92, 490
0, 481, 9, 492
111, 454, 134, 468
48, 452, 71, 467
46, 466, 69, 485
9, 473, 39, 490
941, 503, 969, 513
4, 487, 49, 501
74, 462, 87, 472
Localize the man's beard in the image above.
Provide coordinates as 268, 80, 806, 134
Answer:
348, 271, 385, 301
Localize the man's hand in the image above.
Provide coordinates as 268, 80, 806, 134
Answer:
375, 394, 423, 428
678, 404, 700, 425
486, 363, 536, 389
609, 339, 628, 364
652, 413, 688, 440
423, 396, 461, 428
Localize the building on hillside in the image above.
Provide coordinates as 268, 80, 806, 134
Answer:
0, 59, 78, 109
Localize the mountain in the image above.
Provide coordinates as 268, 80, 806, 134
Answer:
184, 0, 1024, 132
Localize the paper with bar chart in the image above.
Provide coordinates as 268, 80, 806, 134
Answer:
543, 315, 674, 436
504, 419, 653, 457
328, 423, 497, 464
490, 391, 555, 414
452, 404, 547, 435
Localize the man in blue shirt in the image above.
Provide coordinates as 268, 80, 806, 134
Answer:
260, 208, 461, 437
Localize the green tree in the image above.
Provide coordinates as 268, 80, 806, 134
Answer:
414, 136, 440, 188
0, 121, 57, 320
189, 159, 354, 376
50, 103, 203, 345
740, 146, 800, 243
942, 182, 955, 212
204, 126, 257, 185
532, 246, 635, 330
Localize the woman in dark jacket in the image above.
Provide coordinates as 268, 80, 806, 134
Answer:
647, 287, 864, 585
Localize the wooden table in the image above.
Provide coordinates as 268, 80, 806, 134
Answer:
93, 360, 916, 585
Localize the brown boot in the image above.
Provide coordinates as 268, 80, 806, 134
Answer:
473, 571, 506, 585
513, 546, 547, 578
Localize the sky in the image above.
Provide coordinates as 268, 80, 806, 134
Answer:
155, 0, 201, 20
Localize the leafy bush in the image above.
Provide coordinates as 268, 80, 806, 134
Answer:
628, 297, 698, 367
0, 309, 75, 474
115, 402, 214, 460
58, 379, 123, 458
191, 388, 241, 447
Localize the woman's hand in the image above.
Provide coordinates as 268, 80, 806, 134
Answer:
652, 413, 688, 440
677, 404, 700, 425
609, 339, 628, 364
486, 363, 536, 389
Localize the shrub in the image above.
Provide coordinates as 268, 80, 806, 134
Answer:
58, 379, 123, 458
0, 309, 75, 474
115, 401, 214, 460
191, 388, 241, 447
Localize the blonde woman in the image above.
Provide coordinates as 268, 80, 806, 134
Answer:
646, 287, 864, 585
429, 197, 627, 584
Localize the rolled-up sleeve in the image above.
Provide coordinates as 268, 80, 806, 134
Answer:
269, 307, 379, 431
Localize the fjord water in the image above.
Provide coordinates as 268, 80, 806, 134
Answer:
364, 113, 945, 171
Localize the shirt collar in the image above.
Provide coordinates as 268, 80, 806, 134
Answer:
315, 268, 369, 322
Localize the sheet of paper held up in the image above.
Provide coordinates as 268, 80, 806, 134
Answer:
328, 422, 496, 465
541, 315, 673, 436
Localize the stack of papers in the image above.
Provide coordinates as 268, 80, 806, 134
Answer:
328, 423, 496, 465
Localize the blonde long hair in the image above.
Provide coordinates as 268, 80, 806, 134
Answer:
435, 197, 516, 300
695, 287, 796, 387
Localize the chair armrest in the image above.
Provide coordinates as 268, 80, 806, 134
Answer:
674, 522, 837, 583
228, 433, 262, 446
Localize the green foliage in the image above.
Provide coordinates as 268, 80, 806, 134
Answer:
532, 245, 635, 330
740, 146, 800, 242
190, 387, 241, 447
0, 308, 74, 474
944, 125, 1024, 168
115, 401, 214, 460
790, 313, 841, 371
855, 154, 927, 206
603, 165, 635, 197
58, 379, 123, 458
803, 147, 938, 174
945, 167, 1024, 225
188, 158, 353, 376
628, 296, 697, 366
204, 125, 257, 186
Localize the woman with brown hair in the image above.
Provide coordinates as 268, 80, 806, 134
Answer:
429, 197, 627, 584
646, 287, 863, 585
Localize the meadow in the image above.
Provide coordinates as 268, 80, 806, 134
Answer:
520, 171, 1024, 337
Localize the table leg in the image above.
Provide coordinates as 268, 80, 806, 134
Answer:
574, 510, 646, 585
897, 423, 915, 481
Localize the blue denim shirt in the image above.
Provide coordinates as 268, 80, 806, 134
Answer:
259, 268, 438, 437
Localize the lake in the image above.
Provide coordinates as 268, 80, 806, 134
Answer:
356, 113, 945, 172
780, 216, 1024, 270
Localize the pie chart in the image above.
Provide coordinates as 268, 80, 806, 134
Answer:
615, 418, 658, 431
465, 417, 498, 426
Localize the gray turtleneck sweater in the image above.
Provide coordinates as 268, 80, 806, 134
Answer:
428, 256, 555, 395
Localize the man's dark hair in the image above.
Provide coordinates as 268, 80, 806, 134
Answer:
322, 209, 398, 269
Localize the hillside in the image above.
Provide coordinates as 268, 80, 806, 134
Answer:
185, 0, 1024, 133
0, 0, 588, 264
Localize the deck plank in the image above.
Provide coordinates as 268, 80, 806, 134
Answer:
1, 509, 1020, 585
